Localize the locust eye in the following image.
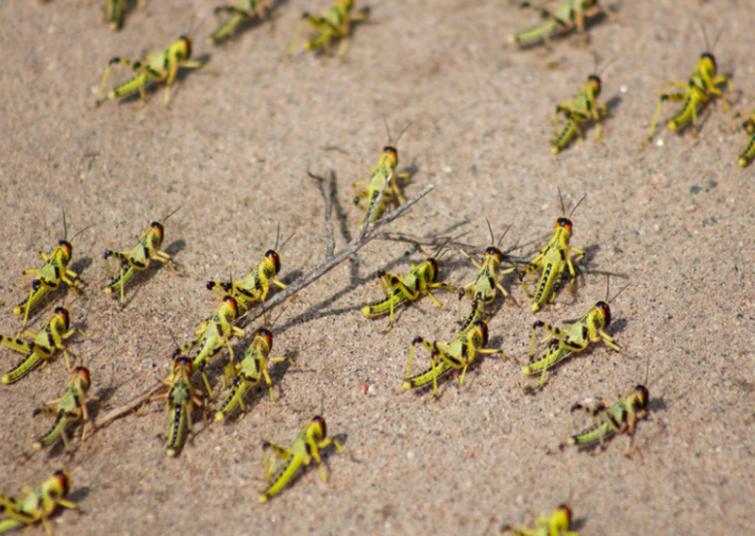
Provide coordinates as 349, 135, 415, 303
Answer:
74, 366, 91, 385
382, 146, 398, 157
557, 504, 572, 525
180, 35, 192, 57
59, 240, 73, 258
53, 470, 70, 496
223, 295, 238, 312
54, 307, 70, 327
588, 74, 602, 92
175, 356, 192, 369
265, 250, 281, 274
556, 217, 572, 232
312, 415, 327, 437
596, 300, 611, 326
485, 246, 503, 263
256, 328, 273, 349
474, 321, 489, 346
635, 385, 649, 408
701, 52, 716, 70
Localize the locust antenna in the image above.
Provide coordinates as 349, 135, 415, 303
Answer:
558, 187, 566, 216
62, 209, 68, 241
70, 223, 95, 242
569, 193, 587, 218
161, 205, 183, 223
279, 230, 296, 252
484, 217, 496, 246
497, 223, 513, 248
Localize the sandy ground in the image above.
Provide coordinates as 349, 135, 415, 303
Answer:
1, 0, 753, 534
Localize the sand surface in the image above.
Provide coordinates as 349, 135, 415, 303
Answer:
1, 0, 753, 534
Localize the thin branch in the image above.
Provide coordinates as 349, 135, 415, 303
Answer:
308, 170, 336, 259
90, 184, 435, 434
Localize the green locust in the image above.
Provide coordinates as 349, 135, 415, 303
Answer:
353, 121, 412, 229
174, 295, 245, 397
259, 416, 343, 503
736, 109, 755, 167
209, 0, 270, 44
511, 0, 602, 47
206, 227, 292, 312
361, 253, 452, 331
33, 366, 94, 450
562, 384, 648, 452
551, 73, 606, 154
96, 35, 204, 106
457, 220, 516, 334
501, 504, 580, 536
152, 356, 204, 457
103, 207, 180, 304
215, 328, 286, 421
522, 299, 620, 389
288, 0, 369, 57
647, 51, 730, 141
519, 191, 585, 312
403, 320, 501, 397
13, 212, 90, 327
106, 0, 142, 31
1, 307, 77, 385
0, 469, 78, 536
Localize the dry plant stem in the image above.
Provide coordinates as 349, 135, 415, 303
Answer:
308, 170, 336, 259
91, 184, 435, 433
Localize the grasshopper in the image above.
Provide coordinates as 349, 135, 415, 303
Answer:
562, 384, 648, 453
13, 212, 90, 327
0, 469, 78, 536
457, 220, 516, 334
206, 227, 292, 312
647, 27, 730, 141
1, 307, 77, 385
362, 245, 454, 330
209, 0, 270, 44
259, 416, 343, 503
736, 109, 755, 167
353, 121, 412, 229
501, 504, 580, 536
551, 72, 607, 154
174, 295, 245, 397
288, 0, 369, 58
520, 191, 585, 313
403, 321, 501, 397
32, 366, 94, 450
152, 356, 204, 457
511, 0, 602, 47
523, 291, 622, 390
103, 207, 181, 304
106, 0, 142, 31
215, 328, 286, 421
96, 35, 204, 106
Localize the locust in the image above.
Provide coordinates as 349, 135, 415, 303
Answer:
209, 0, 270, 44
32, 366, 94, 450
736, 109, 755, 167
457, 220, 516, 334
511, 0, 603, 47
1, 307, 77, 385
288, 0, 369, 58
152, 356, 204, 457
103, 207, 180, 304
215, 327, 286, 421
174, 295, 245, 397
353, 120, 412, 229
403, 321, 501, 397
259, 416, 343, 503
519, 191, 585, 312
501, 504, 580, 536
0, 469, 78, 536
562, 384, 649, 452
96, 35, 204, 106
206, 226, 292, 312
647, 27, 730, 142
13, 212, 90, 327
